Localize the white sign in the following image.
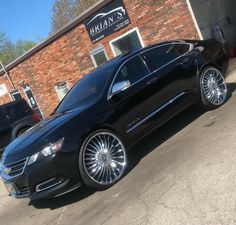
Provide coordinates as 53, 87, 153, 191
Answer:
0, 83, 8, 97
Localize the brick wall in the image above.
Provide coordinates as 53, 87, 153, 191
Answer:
0, 0, 199, 117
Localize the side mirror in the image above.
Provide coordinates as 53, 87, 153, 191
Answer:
111, 80, 130, 96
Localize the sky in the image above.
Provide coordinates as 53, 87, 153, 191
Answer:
0, 0, 55, 43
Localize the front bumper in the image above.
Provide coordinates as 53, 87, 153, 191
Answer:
1, 153, 82, 200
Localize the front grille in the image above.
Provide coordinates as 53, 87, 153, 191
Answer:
2, 157, 28, 178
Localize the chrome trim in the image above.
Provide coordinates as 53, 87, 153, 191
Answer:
111, 80, 131, 96
11, 190, 30, 198
127, 92, 186, 133
83, 132, 127, 185
35, 177, 64, 193
54, 183, 81, 197
107, 54, 144, 100
201, 68, 227, 105
107, 42, 194, 100
1, 157, 29, 179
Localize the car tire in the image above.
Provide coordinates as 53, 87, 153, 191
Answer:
16, 127, 30, 137
200, 67, 228, 109
79, 129, 127, 190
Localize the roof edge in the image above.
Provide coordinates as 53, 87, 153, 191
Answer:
0, 0, 112, 76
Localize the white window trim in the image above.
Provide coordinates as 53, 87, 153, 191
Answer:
186, 0, 203, 40
10, 89, 21, 101
55, 82, 70, 101
109, 27, 145, 57
90, 46, 109, 67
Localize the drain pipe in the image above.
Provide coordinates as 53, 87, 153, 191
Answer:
0, 61, 16, 90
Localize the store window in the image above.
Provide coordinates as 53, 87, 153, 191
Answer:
90, 46, 109, 67
110, 28, 144, 56
55, 82, 70, 100
10, 89, 22, 101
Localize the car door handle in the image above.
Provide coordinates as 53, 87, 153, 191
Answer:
147, 77, 158, 85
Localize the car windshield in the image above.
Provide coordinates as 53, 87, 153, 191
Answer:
55, 63, 116, 113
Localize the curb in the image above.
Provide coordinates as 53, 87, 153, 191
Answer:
226, 58, 236, 83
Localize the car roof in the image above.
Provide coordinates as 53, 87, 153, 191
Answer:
79, 39, 192, 83
106, 39, 189, 66
0, 99, 27, 109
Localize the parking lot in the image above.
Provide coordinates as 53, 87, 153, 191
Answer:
1, 62, 236, 225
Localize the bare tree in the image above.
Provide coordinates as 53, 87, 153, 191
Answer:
74, 0, 99, 14
50, 0, 99, 34
0, 32, 7, 49
0, 32, 36, 66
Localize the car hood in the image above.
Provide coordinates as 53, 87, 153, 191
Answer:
4, 105, 90, 158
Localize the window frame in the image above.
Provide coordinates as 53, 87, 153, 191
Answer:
107, 42, 194, 100
141, 42, 193, 73
107, 54, 150, 100
113, 55, 150, 86
55, 82, 70, 101
90, 46, 109, 67
109, 27, 145, 57
10, 89, 22, 101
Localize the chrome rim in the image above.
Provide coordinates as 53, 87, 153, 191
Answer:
83, 132, 127, 185
201, 68, 227, 105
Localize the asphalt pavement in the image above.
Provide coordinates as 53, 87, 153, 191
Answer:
1, 61, 236, 225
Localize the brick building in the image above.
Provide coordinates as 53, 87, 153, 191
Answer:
0, 0, 200, 117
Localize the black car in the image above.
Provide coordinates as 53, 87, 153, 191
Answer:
0, 99, 41, 157
0, 39, 229, 200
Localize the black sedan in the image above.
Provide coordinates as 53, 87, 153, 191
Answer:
0, 39, 229, 200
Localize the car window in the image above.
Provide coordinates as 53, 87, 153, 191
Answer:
55, 62, 116, 113
174, 43, 190, 55
141, 44, 181, 72
114, 56, 149, 85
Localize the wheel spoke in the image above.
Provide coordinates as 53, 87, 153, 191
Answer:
83, 132, 127, 185
201, 68, 227, 106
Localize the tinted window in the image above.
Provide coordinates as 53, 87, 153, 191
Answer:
141, 44, 181, 72
55, 63, 116, 113
114, 56, 149, 85
174, 44, 190, 55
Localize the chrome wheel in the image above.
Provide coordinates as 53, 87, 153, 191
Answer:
83, 132, 127, 185
201, 68, 227, 106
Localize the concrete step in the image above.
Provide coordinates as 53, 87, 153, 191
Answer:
226, 58, 236, 83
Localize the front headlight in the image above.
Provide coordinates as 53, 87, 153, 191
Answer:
28, 138, 64, 165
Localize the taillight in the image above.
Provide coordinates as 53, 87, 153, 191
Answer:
32, 112, 41, 122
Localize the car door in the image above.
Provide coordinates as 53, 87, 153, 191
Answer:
107, 55, 170, 143
138, 43, 198, 131
0, 107, 12, 150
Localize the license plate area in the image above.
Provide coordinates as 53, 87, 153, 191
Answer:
4, 182, 19, 195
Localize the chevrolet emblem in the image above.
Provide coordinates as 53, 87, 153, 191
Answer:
4, 167, 11, 175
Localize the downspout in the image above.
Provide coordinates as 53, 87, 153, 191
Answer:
0, 61, 16, 90
186, 0, 204, 40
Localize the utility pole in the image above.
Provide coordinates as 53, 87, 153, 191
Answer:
0, 60, 16, 90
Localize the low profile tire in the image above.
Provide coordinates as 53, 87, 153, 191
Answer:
16, 127, 30, 137
79, 130, 127, 190
200, 67, 228, 109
